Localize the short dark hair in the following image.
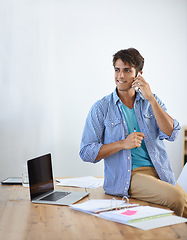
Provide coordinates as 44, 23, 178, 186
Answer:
113, 48, 144, 75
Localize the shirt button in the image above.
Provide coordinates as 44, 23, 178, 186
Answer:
125, 133, 128, 136
128, 157, 130, 160
126, 182, 129, 184
125, 188, 127, 190
111, 122, 114, 125
128, 169, 130, 172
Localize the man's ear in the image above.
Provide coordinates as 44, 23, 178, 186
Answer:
136, 70, 143, 77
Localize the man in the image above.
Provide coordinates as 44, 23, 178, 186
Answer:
79, 48, 187, 217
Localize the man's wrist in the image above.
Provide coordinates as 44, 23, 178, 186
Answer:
148, 94, 156, 104
119, 139, 128, 150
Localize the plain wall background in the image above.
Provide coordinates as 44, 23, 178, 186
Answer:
0, 0, 187, 181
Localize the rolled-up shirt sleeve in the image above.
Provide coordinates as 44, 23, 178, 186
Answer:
159, 118, 181, 141
79, 102, 104, 163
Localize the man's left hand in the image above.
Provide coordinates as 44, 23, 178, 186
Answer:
132, 75, 154, 102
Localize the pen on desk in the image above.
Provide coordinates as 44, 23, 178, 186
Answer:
94, 204, 139, 214
56, 180, 60, 183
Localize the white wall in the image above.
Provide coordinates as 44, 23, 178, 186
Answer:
0, 0, 187, 181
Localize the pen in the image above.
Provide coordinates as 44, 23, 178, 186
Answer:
134, 127, 137, 150
94, 203, 139, 214
56, 180, 60, 183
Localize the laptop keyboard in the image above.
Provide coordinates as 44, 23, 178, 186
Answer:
40, 191, 71, 201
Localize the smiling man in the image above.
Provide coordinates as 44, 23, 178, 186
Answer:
79, 48, 187, 217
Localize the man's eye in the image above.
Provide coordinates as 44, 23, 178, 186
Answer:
125, 69, 130, 73
115, 69, 120, 72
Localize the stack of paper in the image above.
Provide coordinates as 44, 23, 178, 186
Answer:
100, 205, 173, 222
56, 176, 104, 189
70, 199, 187, 230
99, 206, 175, 230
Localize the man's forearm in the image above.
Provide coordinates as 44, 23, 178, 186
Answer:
95, 141, 123, 161
149, 97, 174, 136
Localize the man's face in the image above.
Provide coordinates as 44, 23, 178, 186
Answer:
114, 59, 136, 92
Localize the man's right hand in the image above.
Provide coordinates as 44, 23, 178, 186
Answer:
121, 132, 145, 149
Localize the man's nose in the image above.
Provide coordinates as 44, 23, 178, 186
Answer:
119, 70, 124, 79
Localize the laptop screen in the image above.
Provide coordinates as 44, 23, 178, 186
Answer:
27, 153, 54, 200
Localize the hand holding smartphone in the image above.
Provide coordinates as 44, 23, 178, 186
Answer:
133, 73, 141, 92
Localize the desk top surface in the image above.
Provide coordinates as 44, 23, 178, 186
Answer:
0, 181, 186, 240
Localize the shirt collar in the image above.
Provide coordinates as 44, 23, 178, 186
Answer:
113, 88, 146, 105
113, 88, 120, 104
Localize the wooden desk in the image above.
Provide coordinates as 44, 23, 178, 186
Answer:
0, 183, 186, 240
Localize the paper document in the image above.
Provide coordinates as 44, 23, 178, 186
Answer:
100, 206, 187, 229
56, 176, 104, 189
70, 200, 187, 230
100, 206, 173, 223
125, 215, 187, 230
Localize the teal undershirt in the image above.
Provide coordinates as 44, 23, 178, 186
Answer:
121, 104, 153, 170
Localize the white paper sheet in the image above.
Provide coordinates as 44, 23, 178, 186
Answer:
100, 207, 187, 230
99, 206, 173, 223
56, 176, 104, 189
125, 215, 187, 230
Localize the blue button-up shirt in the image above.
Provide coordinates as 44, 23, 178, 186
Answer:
79, 89, 181, 196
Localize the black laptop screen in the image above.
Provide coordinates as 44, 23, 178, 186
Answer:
27, 153, 54, 200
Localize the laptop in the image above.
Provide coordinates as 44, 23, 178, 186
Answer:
27, 153, 89, 205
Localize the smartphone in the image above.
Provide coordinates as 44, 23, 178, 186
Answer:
133, 73, 140, 92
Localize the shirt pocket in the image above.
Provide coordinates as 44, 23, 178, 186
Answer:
143, 112, 158, 137
104, 118, 123, 144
